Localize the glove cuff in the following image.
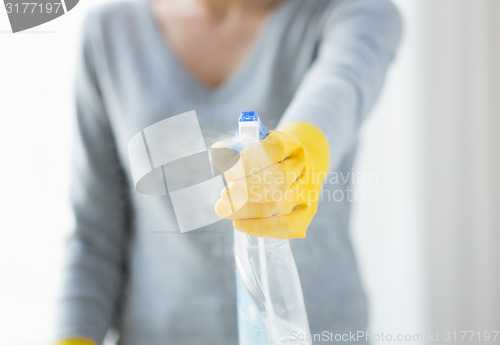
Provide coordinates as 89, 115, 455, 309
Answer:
55, 337, 97, 345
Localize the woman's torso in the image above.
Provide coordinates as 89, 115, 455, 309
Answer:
85, 0, 368, 343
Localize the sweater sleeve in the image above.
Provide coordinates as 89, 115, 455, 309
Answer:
278, 0, 403, 170
54, 11, 130, 344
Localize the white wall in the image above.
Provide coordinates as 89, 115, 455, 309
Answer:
0, 2, 111, 344
352, 1, 500, 344
420, 0, 500, 334
351, 0, 426, 342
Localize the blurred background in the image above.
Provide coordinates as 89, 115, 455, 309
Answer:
0, 0, 498, 344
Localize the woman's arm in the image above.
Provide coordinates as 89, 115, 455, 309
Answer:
215, 0, 402, 238
214, 0, 402, 238
54, 12, 131, 345
278, 0, 403, 170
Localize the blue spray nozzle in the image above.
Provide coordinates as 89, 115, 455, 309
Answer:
239, 111, 259, 122
234, 111, 269, 152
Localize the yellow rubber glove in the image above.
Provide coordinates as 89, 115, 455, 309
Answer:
213, 121, 330, 239
55, 338, 97, 345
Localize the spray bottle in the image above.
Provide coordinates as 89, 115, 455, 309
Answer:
233, 111, 312, 345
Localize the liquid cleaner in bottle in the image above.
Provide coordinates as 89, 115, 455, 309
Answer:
233, 111, 312, 345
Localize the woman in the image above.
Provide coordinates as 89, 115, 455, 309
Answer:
55, 0, 401, 344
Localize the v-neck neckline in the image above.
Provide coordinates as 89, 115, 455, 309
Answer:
143, 0, 290, 100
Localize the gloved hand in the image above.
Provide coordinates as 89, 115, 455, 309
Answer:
55, 338, 96, 345
212, 122, 330, 239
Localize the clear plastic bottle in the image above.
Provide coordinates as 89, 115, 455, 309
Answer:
234, 111, 312, 345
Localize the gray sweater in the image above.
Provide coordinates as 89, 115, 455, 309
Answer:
56, 0, 402, 344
